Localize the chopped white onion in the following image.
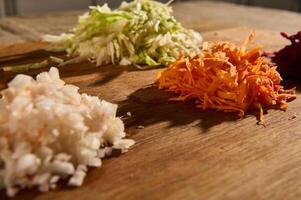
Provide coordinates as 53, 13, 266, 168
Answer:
0, 67, 134, 197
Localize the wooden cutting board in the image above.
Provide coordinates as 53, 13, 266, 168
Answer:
1, 27, 301, 200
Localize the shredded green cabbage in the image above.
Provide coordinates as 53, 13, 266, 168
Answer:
44, 0, 202, 67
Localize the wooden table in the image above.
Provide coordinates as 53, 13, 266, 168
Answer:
1, 1, 301, 200
1, 1, 301, 45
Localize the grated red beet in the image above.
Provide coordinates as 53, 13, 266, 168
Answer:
271, 31, 301, 79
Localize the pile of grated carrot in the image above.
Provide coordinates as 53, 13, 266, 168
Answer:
157, 34, 297, 122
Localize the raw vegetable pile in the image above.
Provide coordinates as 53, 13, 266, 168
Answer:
270, 31, 301, 79
2, 0, 301, 197
44, 0, 202, 67
0, 68, 134, 197
157, 34, 296, 122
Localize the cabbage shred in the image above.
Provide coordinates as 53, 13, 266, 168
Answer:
44, 0, 202, 67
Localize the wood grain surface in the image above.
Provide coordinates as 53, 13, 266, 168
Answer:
1, 1, 301, 45
0, 27, 301, 200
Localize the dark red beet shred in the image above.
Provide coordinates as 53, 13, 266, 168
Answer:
271, 31, 301, 79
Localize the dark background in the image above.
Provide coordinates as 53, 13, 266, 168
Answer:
0, 0, 300, 17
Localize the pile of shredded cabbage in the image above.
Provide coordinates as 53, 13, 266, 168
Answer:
44, 0, 202, 67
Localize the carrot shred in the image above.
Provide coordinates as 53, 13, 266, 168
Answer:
157, 34, 297, 122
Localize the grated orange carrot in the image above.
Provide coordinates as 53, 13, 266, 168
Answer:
157, 34, 297, 123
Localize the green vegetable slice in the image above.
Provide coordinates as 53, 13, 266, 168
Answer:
44, 0, 202, 67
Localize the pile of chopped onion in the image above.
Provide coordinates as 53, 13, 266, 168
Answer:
0, 68, 134, 197
157, 34, 296, 122
44, 0, 202, 67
